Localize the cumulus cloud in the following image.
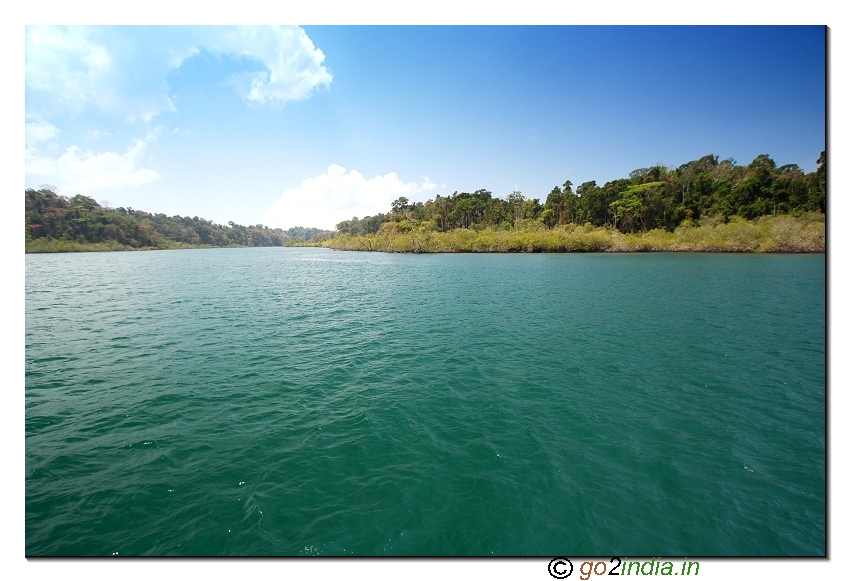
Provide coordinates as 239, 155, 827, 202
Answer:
206, 26, 333, 105
24, 27, 332, 197
26, 129, 161, 193
25, 26, 332, 120
264, 165, 437, 230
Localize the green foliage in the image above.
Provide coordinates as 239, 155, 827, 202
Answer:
24, 189, 329, 253
321, 152, 825, 244
316, 214, 824, 254
25, 150, 825, 255
284, 226, 328, 242
335, 214, 388, 235
310, 151, 826, 254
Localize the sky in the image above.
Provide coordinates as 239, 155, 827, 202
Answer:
7, 7, 850, 581
24, 25, 825, 230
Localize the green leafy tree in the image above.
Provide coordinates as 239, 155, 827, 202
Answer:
507, 191, 525, 226
391, 197, 409, 215
543, 186, 563, 227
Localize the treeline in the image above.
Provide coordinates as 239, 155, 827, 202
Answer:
25, 189, 328, 252
334, 152, 826, 236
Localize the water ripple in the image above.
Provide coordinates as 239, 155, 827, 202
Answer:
26, 249, 824, 555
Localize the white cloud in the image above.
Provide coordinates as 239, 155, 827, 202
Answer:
25, 26, 332, 121
25, 118, 60, 145
209, 26, 333, 105
264, 165, 437, 230
25, 129, 161, 193
25, 27, 114, 114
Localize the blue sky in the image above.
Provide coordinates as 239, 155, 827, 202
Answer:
25, 25, 825, 230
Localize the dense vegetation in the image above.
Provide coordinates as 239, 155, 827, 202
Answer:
25, 189, 328, 252
25, 151, 826, 254
311, 152, 825, 253
332, 152, 825, 235
316, 214, 823, 253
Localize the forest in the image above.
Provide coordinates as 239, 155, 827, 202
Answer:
333, 152, 825, 236
24, 189, 328, 252
311, 152, 825, 253
25, 151, 825, 253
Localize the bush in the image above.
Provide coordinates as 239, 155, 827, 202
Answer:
319, 213, 824, 254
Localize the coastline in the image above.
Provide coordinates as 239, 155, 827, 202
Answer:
26, 213, 825, 255
307, 213, 825, 254
24, 240, 255, 254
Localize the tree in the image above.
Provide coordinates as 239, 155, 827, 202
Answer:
543, 186, 562, 227
808, 151, 826, 213
507, 191, 525, 226
391, 197, 409, 214
561, 180, 574, 224
433, 195, 453, 231
748, 154, 777, 185
610, 182, 665, 232
576, 181, 607, 226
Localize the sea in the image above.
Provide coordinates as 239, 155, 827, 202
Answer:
25, 248, 825, 556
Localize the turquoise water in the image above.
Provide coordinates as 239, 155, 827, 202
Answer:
25, 248, 825, 556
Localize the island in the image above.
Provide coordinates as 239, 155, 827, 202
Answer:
26, 152, 825, 254
305, 152, 826, 253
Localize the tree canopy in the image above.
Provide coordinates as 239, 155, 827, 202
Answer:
25, 189, 329, 251
25, 151, 826, 253
333, 152, 825, 236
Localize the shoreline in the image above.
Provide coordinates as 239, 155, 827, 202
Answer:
319, 247, 825, 254
26, 247, 825, 255
308, 214, 825, 254
26, 213, 826, 255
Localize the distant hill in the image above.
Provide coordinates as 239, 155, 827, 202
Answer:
24, 189, 329, 252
